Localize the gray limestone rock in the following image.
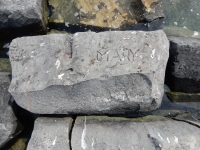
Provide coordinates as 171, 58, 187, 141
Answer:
27, 117, 72, 150
0, 75, 22, 148
9, 31, 169, 114
72, 116, 200, 150
0, 0, 48, 40
165, 36, 200, 93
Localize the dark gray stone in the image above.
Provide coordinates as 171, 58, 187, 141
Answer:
0, 76, 21, 148
27, 117, 72, 150
9, 31, 169, 114
72, 116, 200, 150
165, 36, 200, 93
0, 0, 48, 40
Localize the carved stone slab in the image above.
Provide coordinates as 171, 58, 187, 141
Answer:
9, 31, 169, 114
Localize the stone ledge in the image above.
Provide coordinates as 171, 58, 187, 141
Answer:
167, 92, 200, 102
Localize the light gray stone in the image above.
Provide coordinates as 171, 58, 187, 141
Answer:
0, 0, 48, 40
27, 117, 72, 150
0, 75, 22, 148
9, 31, 169, 114
72, 116, 200, 150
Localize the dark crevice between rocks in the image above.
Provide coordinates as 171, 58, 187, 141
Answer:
47, 18, 164, 34
0, 42, 10, 59
69, 116, 77, 150
0, 100, 38, 150
0, 99, 23, 150
171, 117, 200, 129
147, 134, 162, 150
0, 22, 47, 42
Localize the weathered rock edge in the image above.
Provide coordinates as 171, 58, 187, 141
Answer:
9, 31, 169, 114
0, 75, 23, 148
72, 116, 200, 150
0, 0, 48, 40
27, 117, 73, 150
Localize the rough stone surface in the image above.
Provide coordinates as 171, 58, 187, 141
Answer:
72, 116, 200, 150
167, 92, 200, 102
9, 31, 169, 114
0, 0, 48, 40
27, 117, 72, 150
49, 0, 164, 29
0, 75, 22, 148
165, 36, 200, 93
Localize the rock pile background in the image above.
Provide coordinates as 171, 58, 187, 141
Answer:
0, 0, 200, 149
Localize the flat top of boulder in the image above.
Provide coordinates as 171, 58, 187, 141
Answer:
27, 117, 72, 150
75, 115, 169, 124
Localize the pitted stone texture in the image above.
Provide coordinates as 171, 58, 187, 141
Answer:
9, 34, 72, 92
165, 36, 200, 93
0, 0, 48, 39
9, 31, 169, 114
72, 116, 200, 150
0, 76, 20, 148
27, 117, 72, 150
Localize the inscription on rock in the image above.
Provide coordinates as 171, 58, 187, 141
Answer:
8, 31, 169, 114
97, 48, 135, 62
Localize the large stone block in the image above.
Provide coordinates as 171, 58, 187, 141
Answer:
9, 31, 169, 114
165, 36, 200, 93
72, 116, 200, 150
49, 0, 164, 29
0, 75, 22, 148
27, 117, 72, 150
0, 0, 48, 40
